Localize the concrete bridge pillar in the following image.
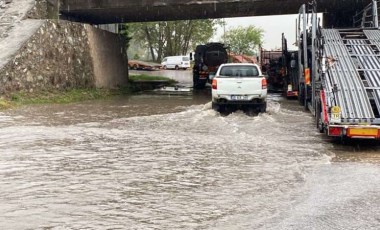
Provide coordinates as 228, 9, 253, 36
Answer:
46, 0, 60, 19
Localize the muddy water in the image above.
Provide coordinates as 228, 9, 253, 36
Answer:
0, 92, 379, 229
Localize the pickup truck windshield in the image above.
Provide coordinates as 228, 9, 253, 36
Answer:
219, 66, 260, 77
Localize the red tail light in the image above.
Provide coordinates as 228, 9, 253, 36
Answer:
262, 78, 267, 89
212, 79, 217, 90
328, 127, 343, 136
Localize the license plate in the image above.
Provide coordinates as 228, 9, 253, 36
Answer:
330, 112, 341, 123
231, 95, 248, 100
348, 128, 378, 136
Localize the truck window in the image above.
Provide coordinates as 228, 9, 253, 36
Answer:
219, 66, 259, 77
182, 57, 190, 61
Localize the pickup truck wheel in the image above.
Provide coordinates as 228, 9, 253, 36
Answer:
175, 65, 179, 70
163, 65, 167, 70
212, 102, 218, 111
245, 107, 257, 116
218, 105, 226, 113
212, 103, 224, 112
260, 102, 267, 113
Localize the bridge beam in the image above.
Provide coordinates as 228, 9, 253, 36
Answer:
59, 0, 370, 25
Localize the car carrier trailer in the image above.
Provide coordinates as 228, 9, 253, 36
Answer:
297, 0, 380, 140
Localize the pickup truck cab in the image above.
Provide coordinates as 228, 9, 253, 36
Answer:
211, 63, 267, 113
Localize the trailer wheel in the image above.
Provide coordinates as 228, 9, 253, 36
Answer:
317, 113, 325, 133
316, 101, 324, 133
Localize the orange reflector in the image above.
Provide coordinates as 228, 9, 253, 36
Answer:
262, 78, 267, 89
347, 128, 378, 137
304, 68, 310, 85
212, 79, 217, 90
328, 127, 342, 136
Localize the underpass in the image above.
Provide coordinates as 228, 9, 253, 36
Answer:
0, 1, 379, 229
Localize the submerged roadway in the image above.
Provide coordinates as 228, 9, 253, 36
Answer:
0, 70, 379, 229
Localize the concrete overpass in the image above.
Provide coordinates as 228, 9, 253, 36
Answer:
58, 0, 371, 27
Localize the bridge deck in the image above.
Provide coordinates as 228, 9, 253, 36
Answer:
58, 0, 371, 24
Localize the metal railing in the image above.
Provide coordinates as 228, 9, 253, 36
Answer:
353, 0, 379, 28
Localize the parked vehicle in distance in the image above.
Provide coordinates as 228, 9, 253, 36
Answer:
161, 56, 191, 70
211, 63, 267, 113
128, 60, 162, 71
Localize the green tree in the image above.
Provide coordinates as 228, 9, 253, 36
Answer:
224, 25, 264, 55
118, 24, 133, 49
127, 20, 220, 62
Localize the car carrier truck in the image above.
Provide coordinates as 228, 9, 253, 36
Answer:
297, 0, 380, 140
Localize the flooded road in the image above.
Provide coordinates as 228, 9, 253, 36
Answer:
0, 72, 379, 229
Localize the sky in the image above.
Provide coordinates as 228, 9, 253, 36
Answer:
214, 14, 301, 51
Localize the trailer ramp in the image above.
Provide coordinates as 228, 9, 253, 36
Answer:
322, 29, 380, 125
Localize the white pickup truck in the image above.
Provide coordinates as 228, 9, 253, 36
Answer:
211, 63, 267, 113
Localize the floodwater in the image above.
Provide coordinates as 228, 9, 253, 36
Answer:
0, 71, 379, 229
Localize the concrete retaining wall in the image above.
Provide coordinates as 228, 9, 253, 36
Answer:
87, 27, 128, 88
0, 19, 128, 94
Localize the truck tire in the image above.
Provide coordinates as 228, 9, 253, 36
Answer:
317, 113, 324, 133
298, 83, 304, 106
316, 100, 324, 133
194, 83, 206, 90
175, 65, 179, 70
193, 75, 205, 89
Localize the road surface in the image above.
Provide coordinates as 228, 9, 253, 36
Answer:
0, 70, 379, 229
